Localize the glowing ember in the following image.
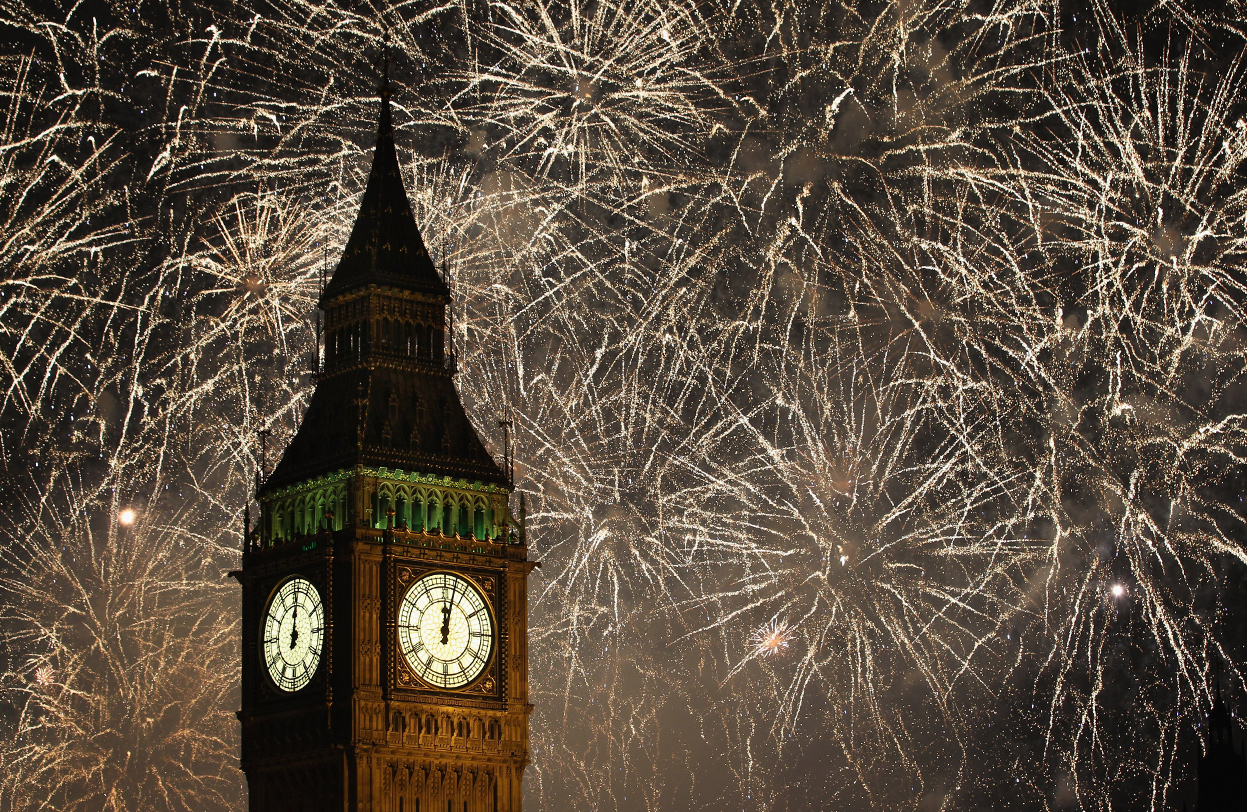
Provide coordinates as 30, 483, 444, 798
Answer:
751, 619, 794, 658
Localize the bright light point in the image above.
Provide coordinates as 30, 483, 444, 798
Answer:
839, 555, 849, 566
118, 508, 136, 525
1111, 583, 1126, 598
750, 619, 794, 658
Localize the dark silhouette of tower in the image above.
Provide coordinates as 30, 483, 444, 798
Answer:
236, 64, 535, 812
1192, 685, 1247, 812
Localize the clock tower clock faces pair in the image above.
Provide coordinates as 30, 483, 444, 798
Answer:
237, 69, 537, 812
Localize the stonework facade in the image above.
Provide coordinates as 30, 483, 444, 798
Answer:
237, 68, 534, 812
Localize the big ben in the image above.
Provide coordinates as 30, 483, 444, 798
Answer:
237, 66, 535, 812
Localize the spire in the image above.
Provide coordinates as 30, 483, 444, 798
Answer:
378, 52, 394, 140
260, 56, 505, 493
322, 57, 449, 301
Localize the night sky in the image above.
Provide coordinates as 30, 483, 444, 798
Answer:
1, 1, 1246, 810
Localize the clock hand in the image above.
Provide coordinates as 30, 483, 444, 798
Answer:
441, 577, 460, 645
290, 602, 299, 650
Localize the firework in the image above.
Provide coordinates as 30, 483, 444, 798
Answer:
750, 618, 795, 658
1, 1, 1245, 811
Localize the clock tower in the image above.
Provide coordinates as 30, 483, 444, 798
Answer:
237, 68, 535, 812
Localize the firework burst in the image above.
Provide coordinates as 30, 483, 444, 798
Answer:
2, 1, 1246, 811
750, 618, 795, 658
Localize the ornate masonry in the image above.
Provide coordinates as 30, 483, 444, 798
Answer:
237, 68, 535, 812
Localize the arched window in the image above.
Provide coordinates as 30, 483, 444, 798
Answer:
457, 499, 470, 537
473, 503, 485, 540
414, 495, 425, 532
395, 494, 407, 529
381, 491, 393, 528
427, 497, 441, 534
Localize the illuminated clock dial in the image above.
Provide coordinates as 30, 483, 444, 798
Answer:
261, 577, 324, 692
398, 572, 493, 689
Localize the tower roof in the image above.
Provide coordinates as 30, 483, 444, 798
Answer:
261, 68, 505, 494
322, 66, 450, 301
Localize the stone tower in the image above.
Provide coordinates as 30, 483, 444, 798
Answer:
1193, 686, 1247, 811
237, 67, 534, 812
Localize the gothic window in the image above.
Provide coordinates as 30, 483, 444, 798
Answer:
442, 498, 454, 536
473, 502, 485, 540
395, 495, 407, 529
427, 496, 441, 534
417, 494, 427, 531
380, 490, 393, 528
458, 498, 470, 537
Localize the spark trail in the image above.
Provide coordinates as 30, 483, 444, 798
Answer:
0, 2, 1245, 811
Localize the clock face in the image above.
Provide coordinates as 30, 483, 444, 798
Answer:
261, 577, 325, 692
397, 572, 494, 689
